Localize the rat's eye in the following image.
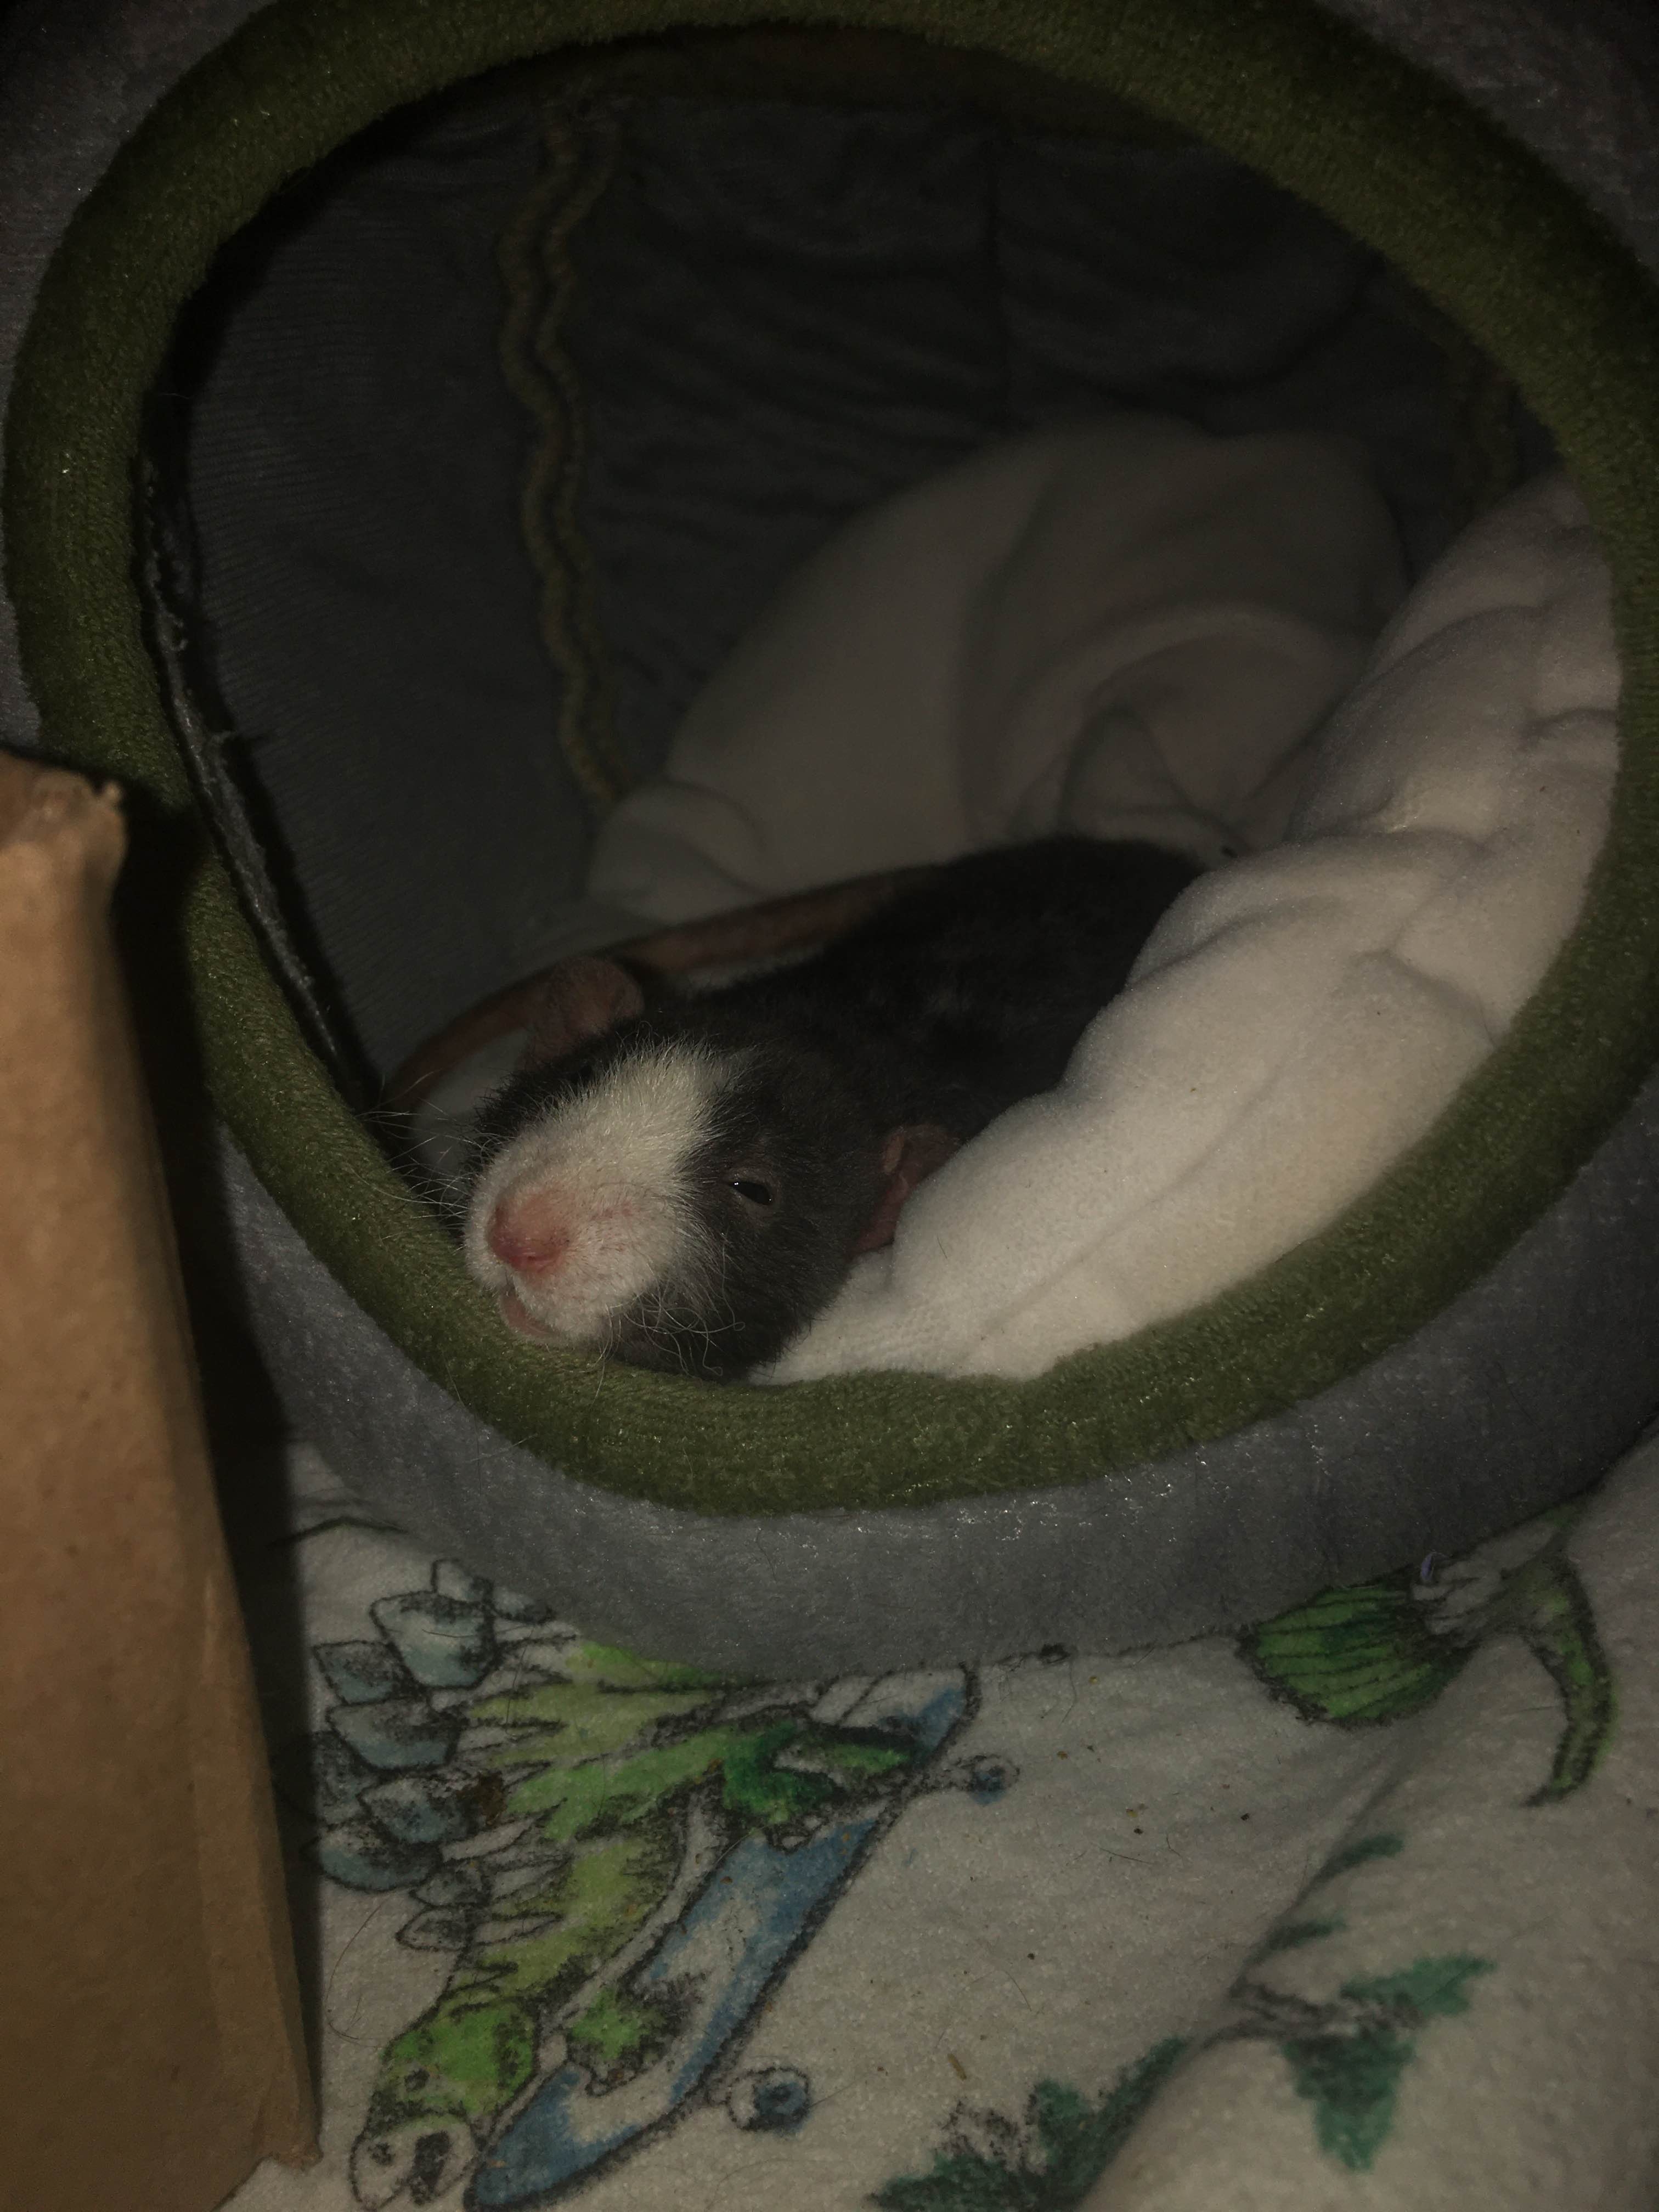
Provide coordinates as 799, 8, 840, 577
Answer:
730, 1177, 774, 1206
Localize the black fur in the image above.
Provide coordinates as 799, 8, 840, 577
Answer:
469, 837, 1200, 1379
720, 836, 1202, 1133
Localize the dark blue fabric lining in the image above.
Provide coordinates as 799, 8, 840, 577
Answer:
184, 86, 1470, 1077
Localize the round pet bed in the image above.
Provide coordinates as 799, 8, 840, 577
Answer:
4, 0, 1659, 1673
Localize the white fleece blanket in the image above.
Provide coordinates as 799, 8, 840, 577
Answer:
584, 419, 1619, 1384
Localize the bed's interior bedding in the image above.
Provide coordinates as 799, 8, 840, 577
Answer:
761, 461, 1620, 1378
170, 53, 1514, 1085
416, 425, 1615, 1385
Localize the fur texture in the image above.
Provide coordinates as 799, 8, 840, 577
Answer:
465, 839, 1200, 1379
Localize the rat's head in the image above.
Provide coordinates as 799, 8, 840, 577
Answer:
461, 956, 944, 1380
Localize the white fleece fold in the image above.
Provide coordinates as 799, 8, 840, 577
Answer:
581, 421, 1616, 1381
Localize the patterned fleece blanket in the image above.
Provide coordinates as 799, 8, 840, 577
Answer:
225, 1423, 1659, 2211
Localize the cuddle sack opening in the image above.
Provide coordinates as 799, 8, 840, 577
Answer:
5, 0, 1659, 1668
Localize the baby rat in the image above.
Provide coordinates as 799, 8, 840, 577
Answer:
462, 837, 1199, 1380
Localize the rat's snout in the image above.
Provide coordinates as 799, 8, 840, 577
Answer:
487, 1190, 572, 1279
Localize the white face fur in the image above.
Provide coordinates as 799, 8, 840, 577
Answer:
462, 1039, 725, 1352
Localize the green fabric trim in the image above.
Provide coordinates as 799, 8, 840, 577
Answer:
8, 0, 1659, 1517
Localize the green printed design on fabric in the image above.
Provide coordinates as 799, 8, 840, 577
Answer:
1244, 1917, 1342, 1966
1242, 1515, 1617, 1801
287, 1561, 972, 2205
1500, 1537, 1618, 1802
1244, 1580, 1471, 1725
1210, 1835, 1493, 2174
884, 1830, 1492, 2199
872, 2042, 1189, 2211
1312, 1831, 1406, 1883
1279, 1956, 1494, 2172
563, 1985, 675, 2076
364, 1824, 679, 2151
1204, 1837, 1494, 2174
349, 1704, 918, 2177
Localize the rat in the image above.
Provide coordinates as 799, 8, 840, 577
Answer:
461, 836, 1200, 1381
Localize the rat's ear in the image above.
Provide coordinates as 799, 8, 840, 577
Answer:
517, 956, 646, 1069
852, 1124, 962, 1254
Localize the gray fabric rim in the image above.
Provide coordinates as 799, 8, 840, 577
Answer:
221, 1054, 1659, 1674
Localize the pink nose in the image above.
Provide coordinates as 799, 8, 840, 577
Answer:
487, 1193, 571, 1279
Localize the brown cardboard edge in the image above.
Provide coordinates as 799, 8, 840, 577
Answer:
0, 751, 317, 2198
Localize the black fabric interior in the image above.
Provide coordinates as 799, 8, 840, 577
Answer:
172, 66, 1525, 1082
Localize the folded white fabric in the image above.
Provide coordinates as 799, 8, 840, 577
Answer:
588, 416, 1407, 906
588, 422, 1617, 1382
